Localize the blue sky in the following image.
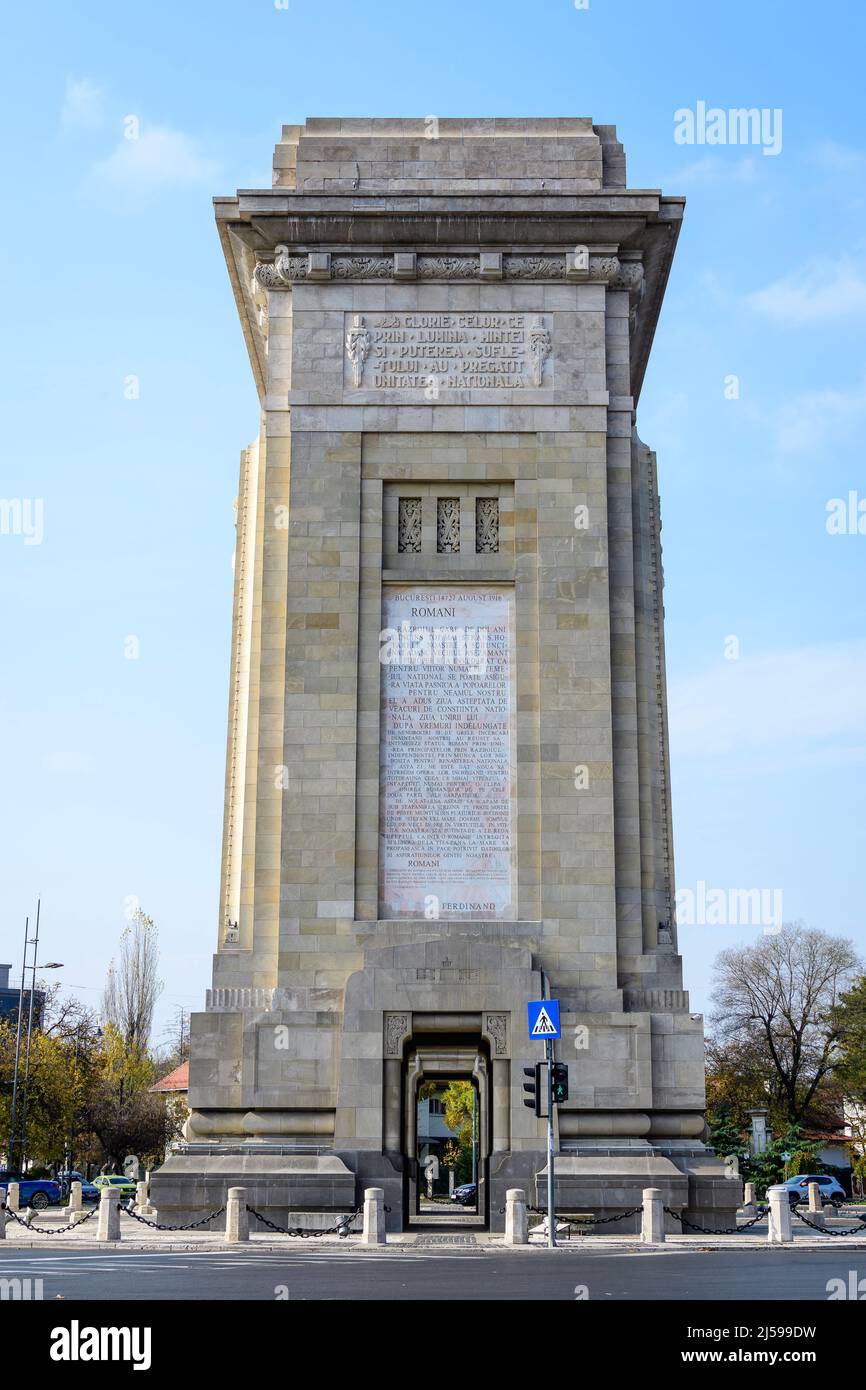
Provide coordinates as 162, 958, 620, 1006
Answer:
1, 0, 864, 1040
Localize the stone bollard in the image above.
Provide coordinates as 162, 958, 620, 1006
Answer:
135, 1180, 156, 1216
0, 1187, 6, 1240
766, 1185, 793, 1244
361, 1187, 387, 1246
806, 1181, 825, 1229
742, 1181, 757, 1217
504, 1188, 528, 1245
66, 1180, 83, 1224
7, 1182, 19, 1213
225, 1187, 249, 1243
97, 1186, 121, 1242
641, 1187, 666, 1244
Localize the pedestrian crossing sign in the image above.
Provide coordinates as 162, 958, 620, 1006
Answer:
527, 999, 561, 1038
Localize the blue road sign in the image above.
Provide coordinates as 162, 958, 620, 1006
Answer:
527, 999, 561, 1039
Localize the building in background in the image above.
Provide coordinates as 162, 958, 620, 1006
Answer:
0, 963, 44, 1029
150, 1061, 190, 1161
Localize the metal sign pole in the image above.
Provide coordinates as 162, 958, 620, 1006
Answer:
546, 1035, 555, 1249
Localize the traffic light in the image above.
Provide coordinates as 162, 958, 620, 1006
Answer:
551, 1062, 569, 1104
522, 1063, 543, 1118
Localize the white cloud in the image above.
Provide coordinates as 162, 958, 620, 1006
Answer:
668, 155, 760, 187
773, 378, 866, 453
669, 640, 866, 759
43, 751, 92, 773
93, 124, 218, 193
747, 254, 866, 323
809, 140, 866, 175
61, 77, 106, 130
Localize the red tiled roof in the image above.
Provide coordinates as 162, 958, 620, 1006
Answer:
150, 1061, 189, 1094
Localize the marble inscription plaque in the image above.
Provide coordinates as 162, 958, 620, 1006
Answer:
344, 312, 552, 394
379, 586, 515, 920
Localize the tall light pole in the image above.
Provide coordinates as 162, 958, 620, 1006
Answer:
7, 915, 29, 1170
7, 897, 64, 1172
18, 898, 42, 1165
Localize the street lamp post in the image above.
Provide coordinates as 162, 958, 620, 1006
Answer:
18, 898, 42, 1169
6, 897, 64, 1172
7, 915, 30, 1170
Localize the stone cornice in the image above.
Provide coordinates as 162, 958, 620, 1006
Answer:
217, 189, 680, 406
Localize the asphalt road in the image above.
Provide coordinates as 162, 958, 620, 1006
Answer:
0, 1246, 860, 1300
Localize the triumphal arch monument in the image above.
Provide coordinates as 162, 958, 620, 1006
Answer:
151, 118, 739, 1232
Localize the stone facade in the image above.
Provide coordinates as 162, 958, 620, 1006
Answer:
151, 118, 739, 1231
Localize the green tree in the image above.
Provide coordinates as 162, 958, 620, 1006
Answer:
833, 976, 866, 1098
84, 1024, 171, 1170
747, 1124, 824, 1196
0, 997, 103, 1170
441, 1080, 474, 1138
710, 923, 860, 1125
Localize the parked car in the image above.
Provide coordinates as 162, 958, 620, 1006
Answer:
451, 1182, 477, 1207
92, 1174, 138, 1201
782, 1174, 846, 1208
58, 1172, 100, 1202
0, 1171, 63, 1210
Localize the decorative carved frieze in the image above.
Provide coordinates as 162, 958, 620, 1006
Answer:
332, 256, 392, 279
384, 1012, 411, 1058
588, 254, 621, 283
345, 314, 371, 387
612, 261, 645, 297
254, 245, 307, 287
528, 316, 552, 387
254, 249, 630, 287
437, 498, 461, 553
484, 1012, 509, 1056
206, 986, 275, 1011
398, 497, 422, 553
416, 255, 479, 279
504, 255, 565, 280
475, 497, 499, 553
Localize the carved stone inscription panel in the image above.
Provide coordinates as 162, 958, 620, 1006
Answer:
379, 586, 515, 920
343, 312, 552, 395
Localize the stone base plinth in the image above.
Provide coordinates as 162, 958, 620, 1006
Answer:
535, 1154, 688, 1235
149, 1148, 357, 1229
527, 1149, 741, 1236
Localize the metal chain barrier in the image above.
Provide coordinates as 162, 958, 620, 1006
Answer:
792, 1206, 866, 1237
525, 1203, 642, 1232
245, 1204, 361, 1238
2, 1201, 99, 1235
120, 1202, 227, 1233
664, 1205, 766, 1236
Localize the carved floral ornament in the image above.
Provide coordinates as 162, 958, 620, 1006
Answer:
484, 1013, 508, 1056
383, 1012, 411, 1058
254, 246, 644, 295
